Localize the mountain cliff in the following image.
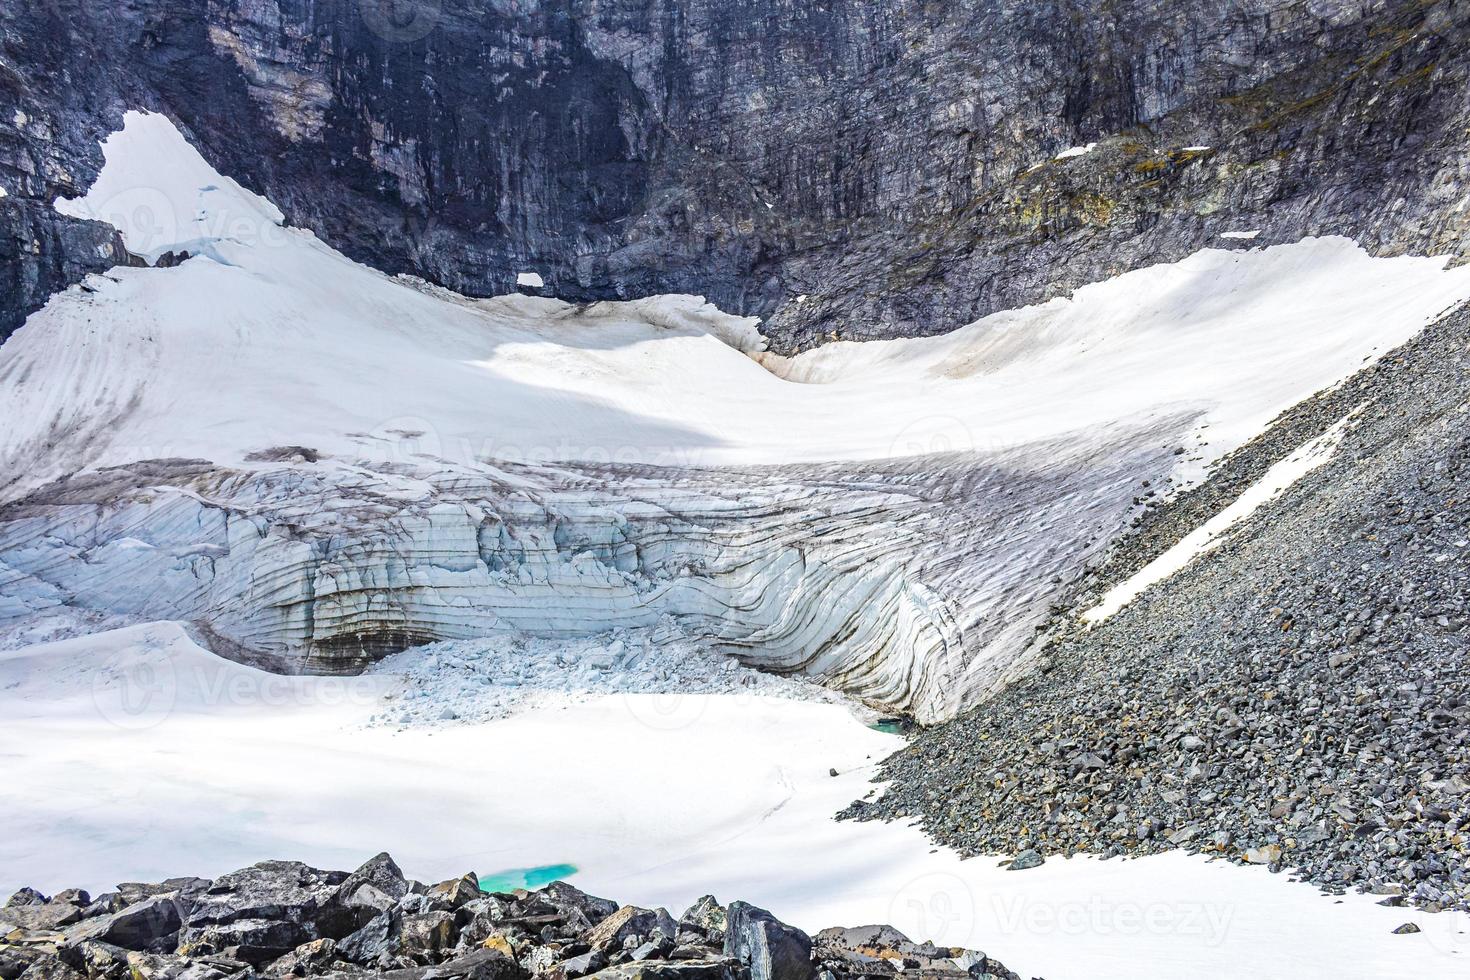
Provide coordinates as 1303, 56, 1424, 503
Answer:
3, 0, 1468, 349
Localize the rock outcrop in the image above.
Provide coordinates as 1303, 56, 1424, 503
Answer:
0, 857, 1029, 980
3, 1, 1469, 349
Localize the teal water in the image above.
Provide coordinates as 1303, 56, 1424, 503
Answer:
477, 863, 578, 893
869, 719, 907, 735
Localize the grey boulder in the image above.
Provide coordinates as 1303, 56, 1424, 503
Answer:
722, 903, 813, 980
63, 896, 183, 952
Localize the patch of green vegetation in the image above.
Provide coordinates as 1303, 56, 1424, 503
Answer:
1389, 63, 1437, 88
1169, 147, 1214, 164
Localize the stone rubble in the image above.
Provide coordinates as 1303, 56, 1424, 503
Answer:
846, 302, 1470, 914
0, 857, 1033, 980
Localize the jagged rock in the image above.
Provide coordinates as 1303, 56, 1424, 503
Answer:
15, 959, 86, 980
535, 885, 616, 931
116, 881, 212, 908
123, 951, 249, 980
0, 945, 46, 979
455, 902, 521, 952
0, 903, 83, 933
1006, 850, 1044, 871
479, 935, 518, 961
189, 862, 343, 930
399, 913, 457, 961
7, 861, 1030, 980
59, 940, 130, 979
425, 880, 479, 913
813, 925, 956, 973
81, 895, 126, 919
5, 891, 47, 909
336, 857, 410, 915
584, 911, 674, 957
178, 918, 313, 963
665, 948, 714, 964
948, 951, 1018, 980
62, 897, 182, 952
722, 904, 813, 980
337, 913, 399, 966
628, 942, 669, 963
675, 900, 725, 943
582, 962, 736, 980
519, 946, 558, 975
557, 951, 605, 979
420, 949, 527, 980
262, 938, 339, 978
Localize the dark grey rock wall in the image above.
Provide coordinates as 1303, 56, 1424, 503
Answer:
2, 0, 1468, 349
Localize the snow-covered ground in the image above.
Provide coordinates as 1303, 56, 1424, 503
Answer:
0, 624, 1465, 980
7, 111, 1470, 718
360, 618, 854, 728
14, 111, 1470, 483
7, 110, 1470, 975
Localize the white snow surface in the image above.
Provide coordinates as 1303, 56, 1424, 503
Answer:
1054, 143, 1098, 160
9, 111, 1470, 485
0, 624, 1465, 980
517, 272, 544, 289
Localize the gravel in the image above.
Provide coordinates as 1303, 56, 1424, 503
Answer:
845, 301, 1470, 914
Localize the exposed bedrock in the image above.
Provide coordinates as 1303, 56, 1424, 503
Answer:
3, 1, 1469, 348
0, 422, 1184, 721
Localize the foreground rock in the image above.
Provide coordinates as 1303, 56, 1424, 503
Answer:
0, 858, 1034, 980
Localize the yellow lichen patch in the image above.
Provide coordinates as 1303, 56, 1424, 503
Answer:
483, 934, 517, 957
1071, 191, 1116, 225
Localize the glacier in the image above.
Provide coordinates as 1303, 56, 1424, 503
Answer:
6, 111, 1470, 721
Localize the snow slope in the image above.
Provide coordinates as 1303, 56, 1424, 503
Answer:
1083, 417, 1352, 622
6, 111, 1470, 718
14, 111, 1470, 483
0, 624, 1465, 980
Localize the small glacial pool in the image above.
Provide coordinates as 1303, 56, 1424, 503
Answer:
868, 719, 908, 735
477, 863, 578, 893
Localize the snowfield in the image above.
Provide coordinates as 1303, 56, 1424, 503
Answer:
6, 112, 1470, 719
4, 109, 1470, 980
0, 624, 1465, 980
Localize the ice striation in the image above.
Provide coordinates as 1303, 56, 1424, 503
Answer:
0, 425, 1177, 722
6, 113, 1470, 721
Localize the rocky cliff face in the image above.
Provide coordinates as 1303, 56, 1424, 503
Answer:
3, 0, 1468, 349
